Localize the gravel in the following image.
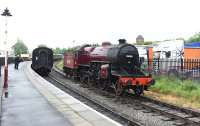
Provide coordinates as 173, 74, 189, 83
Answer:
49, 69, 178, 126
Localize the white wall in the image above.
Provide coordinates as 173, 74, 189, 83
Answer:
153, 40, 184, 59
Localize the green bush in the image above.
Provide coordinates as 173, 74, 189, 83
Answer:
56, 60, 64, 70
150, 76, 200, 102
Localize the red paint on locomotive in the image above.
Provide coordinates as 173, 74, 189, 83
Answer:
64, 46, 94, 68
90, 46, 111, 62
64, 54, 78, 69
119, 77, 154, 86
77, 47, 94, 65
63, 40, 155, 96
100, 64, 109, 79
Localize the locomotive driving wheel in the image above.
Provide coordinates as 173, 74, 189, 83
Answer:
115, 80, 124, 96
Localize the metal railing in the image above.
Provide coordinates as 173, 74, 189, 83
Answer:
141, 58, 200, 80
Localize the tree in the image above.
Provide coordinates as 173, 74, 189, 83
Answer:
91, 43, 99, 46
143, 41, 152, 45
65, 47, 76, 53
187, 32, 200, 43
12, 39, 28, 56
53, 47, 61, 54
53, 47, 68, 54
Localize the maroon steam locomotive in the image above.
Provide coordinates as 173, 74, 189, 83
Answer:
63, 39, 154, 96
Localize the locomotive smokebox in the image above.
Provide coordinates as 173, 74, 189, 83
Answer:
118, 39, 126, 45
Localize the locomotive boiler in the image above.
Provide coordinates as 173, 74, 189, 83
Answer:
63, 39, 154, 96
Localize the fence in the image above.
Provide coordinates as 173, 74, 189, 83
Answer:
141, 58, 200, 80
0, 57, 14, 66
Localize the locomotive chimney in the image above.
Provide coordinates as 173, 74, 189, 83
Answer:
118, 39, 126, 45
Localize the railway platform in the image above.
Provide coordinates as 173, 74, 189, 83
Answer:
0, 62, 122, 126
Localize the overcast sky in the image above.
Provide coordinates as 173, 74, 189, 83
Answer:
0, 0, 200, 51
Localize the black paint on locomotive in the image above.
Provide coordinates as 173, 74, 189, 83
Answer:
31, 47, 53, 76
63, 40, 154, 96
107, 44, 141, 75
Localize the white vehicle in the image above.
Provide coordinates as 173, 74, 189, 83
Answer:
152, 40, 184, 74
153, 40, 184, 59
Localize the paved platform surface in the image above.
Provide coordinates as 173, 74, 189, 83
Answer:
0, 62, 123, 126
0, 63, 72, 126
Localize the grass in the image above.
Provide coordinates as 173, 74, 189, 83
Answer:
55, 60, 63, 70
148, 75, 200, 109
55, 60, 200, 109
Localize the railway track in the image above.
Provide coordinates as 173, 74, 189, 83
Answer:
138, 96, 200, 125
47, 73, 143, 126
50, 67, 200, 126
125, 95, 200, 126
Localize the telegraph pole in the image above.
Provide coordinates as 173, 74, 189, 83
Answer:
1, 8, 12, 98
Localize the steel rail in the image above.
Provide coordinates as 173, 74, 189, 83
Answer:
52, 67, 200, 126
48, 73, 143, 126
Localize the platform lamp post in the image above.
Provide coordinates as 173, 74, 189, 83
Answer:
1, 8, 12, 98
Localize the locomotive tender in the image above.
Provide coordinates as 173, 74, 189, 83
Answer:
31, 47, 53, 76
63, 39, 154, 96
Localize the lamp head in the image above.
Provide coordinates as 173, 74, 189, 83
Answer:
1, 8, 12, 17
